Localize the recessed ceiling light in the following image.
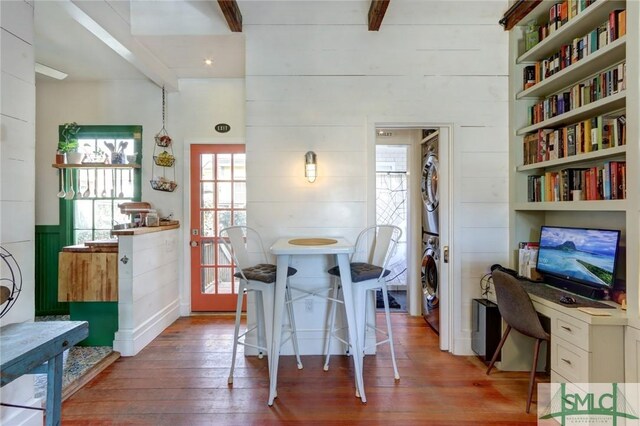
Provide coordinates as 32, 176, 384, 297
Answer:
204, 59, 213, 66
35, 62, 68, 80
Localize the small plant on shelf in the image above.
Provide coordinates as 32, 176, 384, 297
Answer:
58, 122, 81, 154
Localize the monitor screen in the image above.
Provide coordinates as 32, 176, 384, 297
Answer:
536, 226, 620, 289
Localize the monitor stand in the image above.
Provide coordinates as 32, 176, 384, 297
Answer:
544, 276, 606, 300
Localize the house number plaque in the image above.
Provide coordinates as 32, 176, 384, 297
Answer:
215, 123, 231, 133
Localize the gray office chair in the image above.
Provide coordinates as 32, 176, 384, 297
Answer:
486, 269, 550, 413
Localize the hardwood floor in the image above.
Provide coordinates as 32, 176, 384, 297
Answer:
61, 314, 545, 425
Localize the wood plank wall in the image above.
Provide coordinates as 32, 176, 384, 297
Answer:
244, 0, 510, 355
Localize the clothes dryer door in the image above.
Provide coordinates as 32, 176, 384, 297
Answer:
421, 244, 439, 312
421, 151, 439, 235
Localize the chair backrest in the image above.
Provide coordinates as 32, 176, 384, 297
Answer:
491, 269, 548, 340
219, 226, 268, 270
353, 225, 402, 270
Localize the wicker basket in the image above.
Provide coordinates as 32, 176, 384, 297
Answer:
154, 127, 172, 147
154, 153, 176, 167
150, 179, 178, 192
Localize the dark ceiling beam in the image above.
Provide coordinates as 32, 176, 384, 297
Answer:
368, 0, 390, 31
218, 0, 243, 32
499, 0, 542, 31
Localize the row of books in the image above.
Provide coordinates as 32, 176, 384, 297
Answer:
522, 114, 626, 165
527, 161, 626, 202
525, 0, 597, 52
528, 62, 625, 125
523, 9, 626, 90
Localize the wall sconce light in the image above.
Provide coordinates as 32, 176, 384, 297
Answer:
305, 151, 317, 183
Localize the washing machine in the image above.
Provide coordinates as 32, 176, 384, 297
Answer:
421, 135, 439, 236
421, 233, 440, 334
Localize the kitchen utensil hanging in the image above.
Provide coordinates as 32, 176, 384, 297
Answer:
151, 85, 177, 192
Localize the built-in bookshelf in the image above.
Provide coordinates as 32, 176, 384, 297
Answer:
508, 0, 639, 313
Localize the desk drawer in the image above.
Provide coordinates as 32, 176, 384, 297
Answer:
551, 312, 589, 351
551, 338, 589, 383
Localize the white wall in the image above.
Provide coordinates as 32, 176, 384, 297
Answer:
244, 0, 510, 355
1, 1, 42, 424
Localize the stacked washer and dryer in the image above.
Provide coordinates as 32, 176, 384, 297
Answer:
421, 131, 440, 333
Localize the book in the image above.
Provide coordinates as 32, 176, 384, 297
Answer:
566, 125, 576, 156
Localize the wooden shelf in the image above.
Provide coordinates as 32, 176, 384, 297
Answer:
52, 163, 140, 169
517, 145, 626, 171
516, 0, 626, 63
516, 91, 626, 135
513, 200, 628, 212
516, 37, 626, 100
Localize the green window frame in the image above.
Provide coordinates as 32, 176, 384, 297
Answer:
59, 125, 142, 245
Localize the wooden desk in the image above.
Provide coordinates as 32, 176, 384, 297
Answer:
1, 321, 89, 426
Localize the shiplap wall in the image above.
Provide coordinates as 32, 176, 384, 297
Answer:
0, 1, 41, 424
244, 0, 510, 355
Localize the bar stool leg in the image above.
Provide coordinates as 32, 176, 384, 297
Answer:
286, 285, 303, 369
380, 282, 400, 380
228, 285, 247, 385
255, 290, 266, 359
323, 278, 340, 371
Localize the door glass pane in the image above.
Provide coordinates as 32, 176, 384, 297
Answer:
201, 267, 215, 294
217, 154, 232, 180
218, 211, 232, 232
201, 182, 214, 208
201, 154, 214, 180
233, 154, 246, 180
218, 243, 231, 266
233, 211, 246, 227
217, 182, 232, 208
201, 241, 214, 265
233, 182, 246, 208
201, 211, 215, 237
217, 267, 233, 294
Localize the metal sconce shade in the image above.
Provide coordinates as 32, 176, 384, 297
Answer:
305, 151, 317, 183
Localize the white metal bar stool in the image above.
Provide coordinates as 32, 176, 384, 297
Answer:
323, 225, 401, 390
220, 226, 303, 385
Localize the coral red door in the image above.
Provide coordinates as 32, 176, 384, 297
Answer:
190, 144, 246, 311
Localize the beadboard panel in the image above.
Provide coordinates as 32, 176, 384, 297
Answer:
0, 0, 33, 45
458, 126, 509, 153
0, 28, 34, 84
1, 72, 35, 122
246, 125, 363, 152
247, 150, 366, 177
248, 176, 366, 203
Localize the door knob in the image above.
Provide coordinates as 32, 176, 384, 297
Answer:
443, 246, 449, 263
190, 241, 198, 247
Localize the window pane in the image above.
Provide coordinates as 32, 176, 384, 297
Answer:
233, 154, 246, 180
217, 267, 233, 294
201, 182, 214, 208
94, 230, 111, 241
94, 200, 114, 229
75, 230, 93, 245
74, 200, 93, 229
218, 242, 231, 266
201, 268, 215, 294
233, 211, 246, 227
218, 211, 232, 232
201, 241, 214, 265
233, 182, 246, 209
201, 154, 214, 180
201, 211, 215, 237
217, 182, 232, 208
217, 154, 232, 180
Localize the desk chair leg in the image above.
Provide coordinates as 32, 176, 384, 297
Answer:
527, 338, 542, 414
229, 286, 247, 385
285, 285, 303, 370
486, 324, 512, 375
323, 279, 340, 371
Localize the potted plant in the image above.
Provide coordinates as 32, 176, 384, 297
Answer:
58, 122, 82, 163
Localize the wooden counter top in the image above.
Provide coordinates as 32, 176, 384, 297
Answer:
110, 221, 180, 236
62, 241, 118, 253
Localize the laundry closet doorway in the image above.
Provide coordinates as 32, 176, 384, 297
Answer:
372, 124, 451, 351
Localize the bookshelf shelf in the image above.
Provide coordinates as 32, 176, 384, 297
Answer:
517, 145, 626, 171
513, 200, 628, 212
516, 37, 626, 100
516, 0, 626, 63
516, 91, 626, 135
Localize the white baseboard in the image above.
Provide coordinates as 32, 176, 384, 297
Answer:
113, 300, 180, 356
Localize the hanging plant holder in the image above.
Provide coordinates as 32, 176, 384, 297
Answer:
151, 86, 178, 192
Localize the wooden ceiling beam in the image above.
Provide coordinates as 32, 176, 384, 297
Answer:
499, 0, 542, 31
218, 0, 243, 32
368, 0, 390, 31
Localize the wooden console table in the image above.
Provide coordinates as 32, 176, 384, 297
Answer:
1, 321, 89, 426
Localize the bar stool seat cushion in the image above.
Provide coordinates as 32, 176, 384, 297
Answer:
327, 262, 391, 283
234, 264, 297, 283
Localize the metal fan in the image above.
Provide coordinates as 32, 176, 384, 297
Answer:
480, 272, 493, 299
0, 246, 22, 318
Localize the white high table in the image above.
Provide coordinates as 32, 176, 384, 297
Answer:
268, 237, 365, 406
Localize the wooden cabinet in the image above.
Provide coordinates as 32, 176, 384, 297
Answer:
58, 249, 118, 302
